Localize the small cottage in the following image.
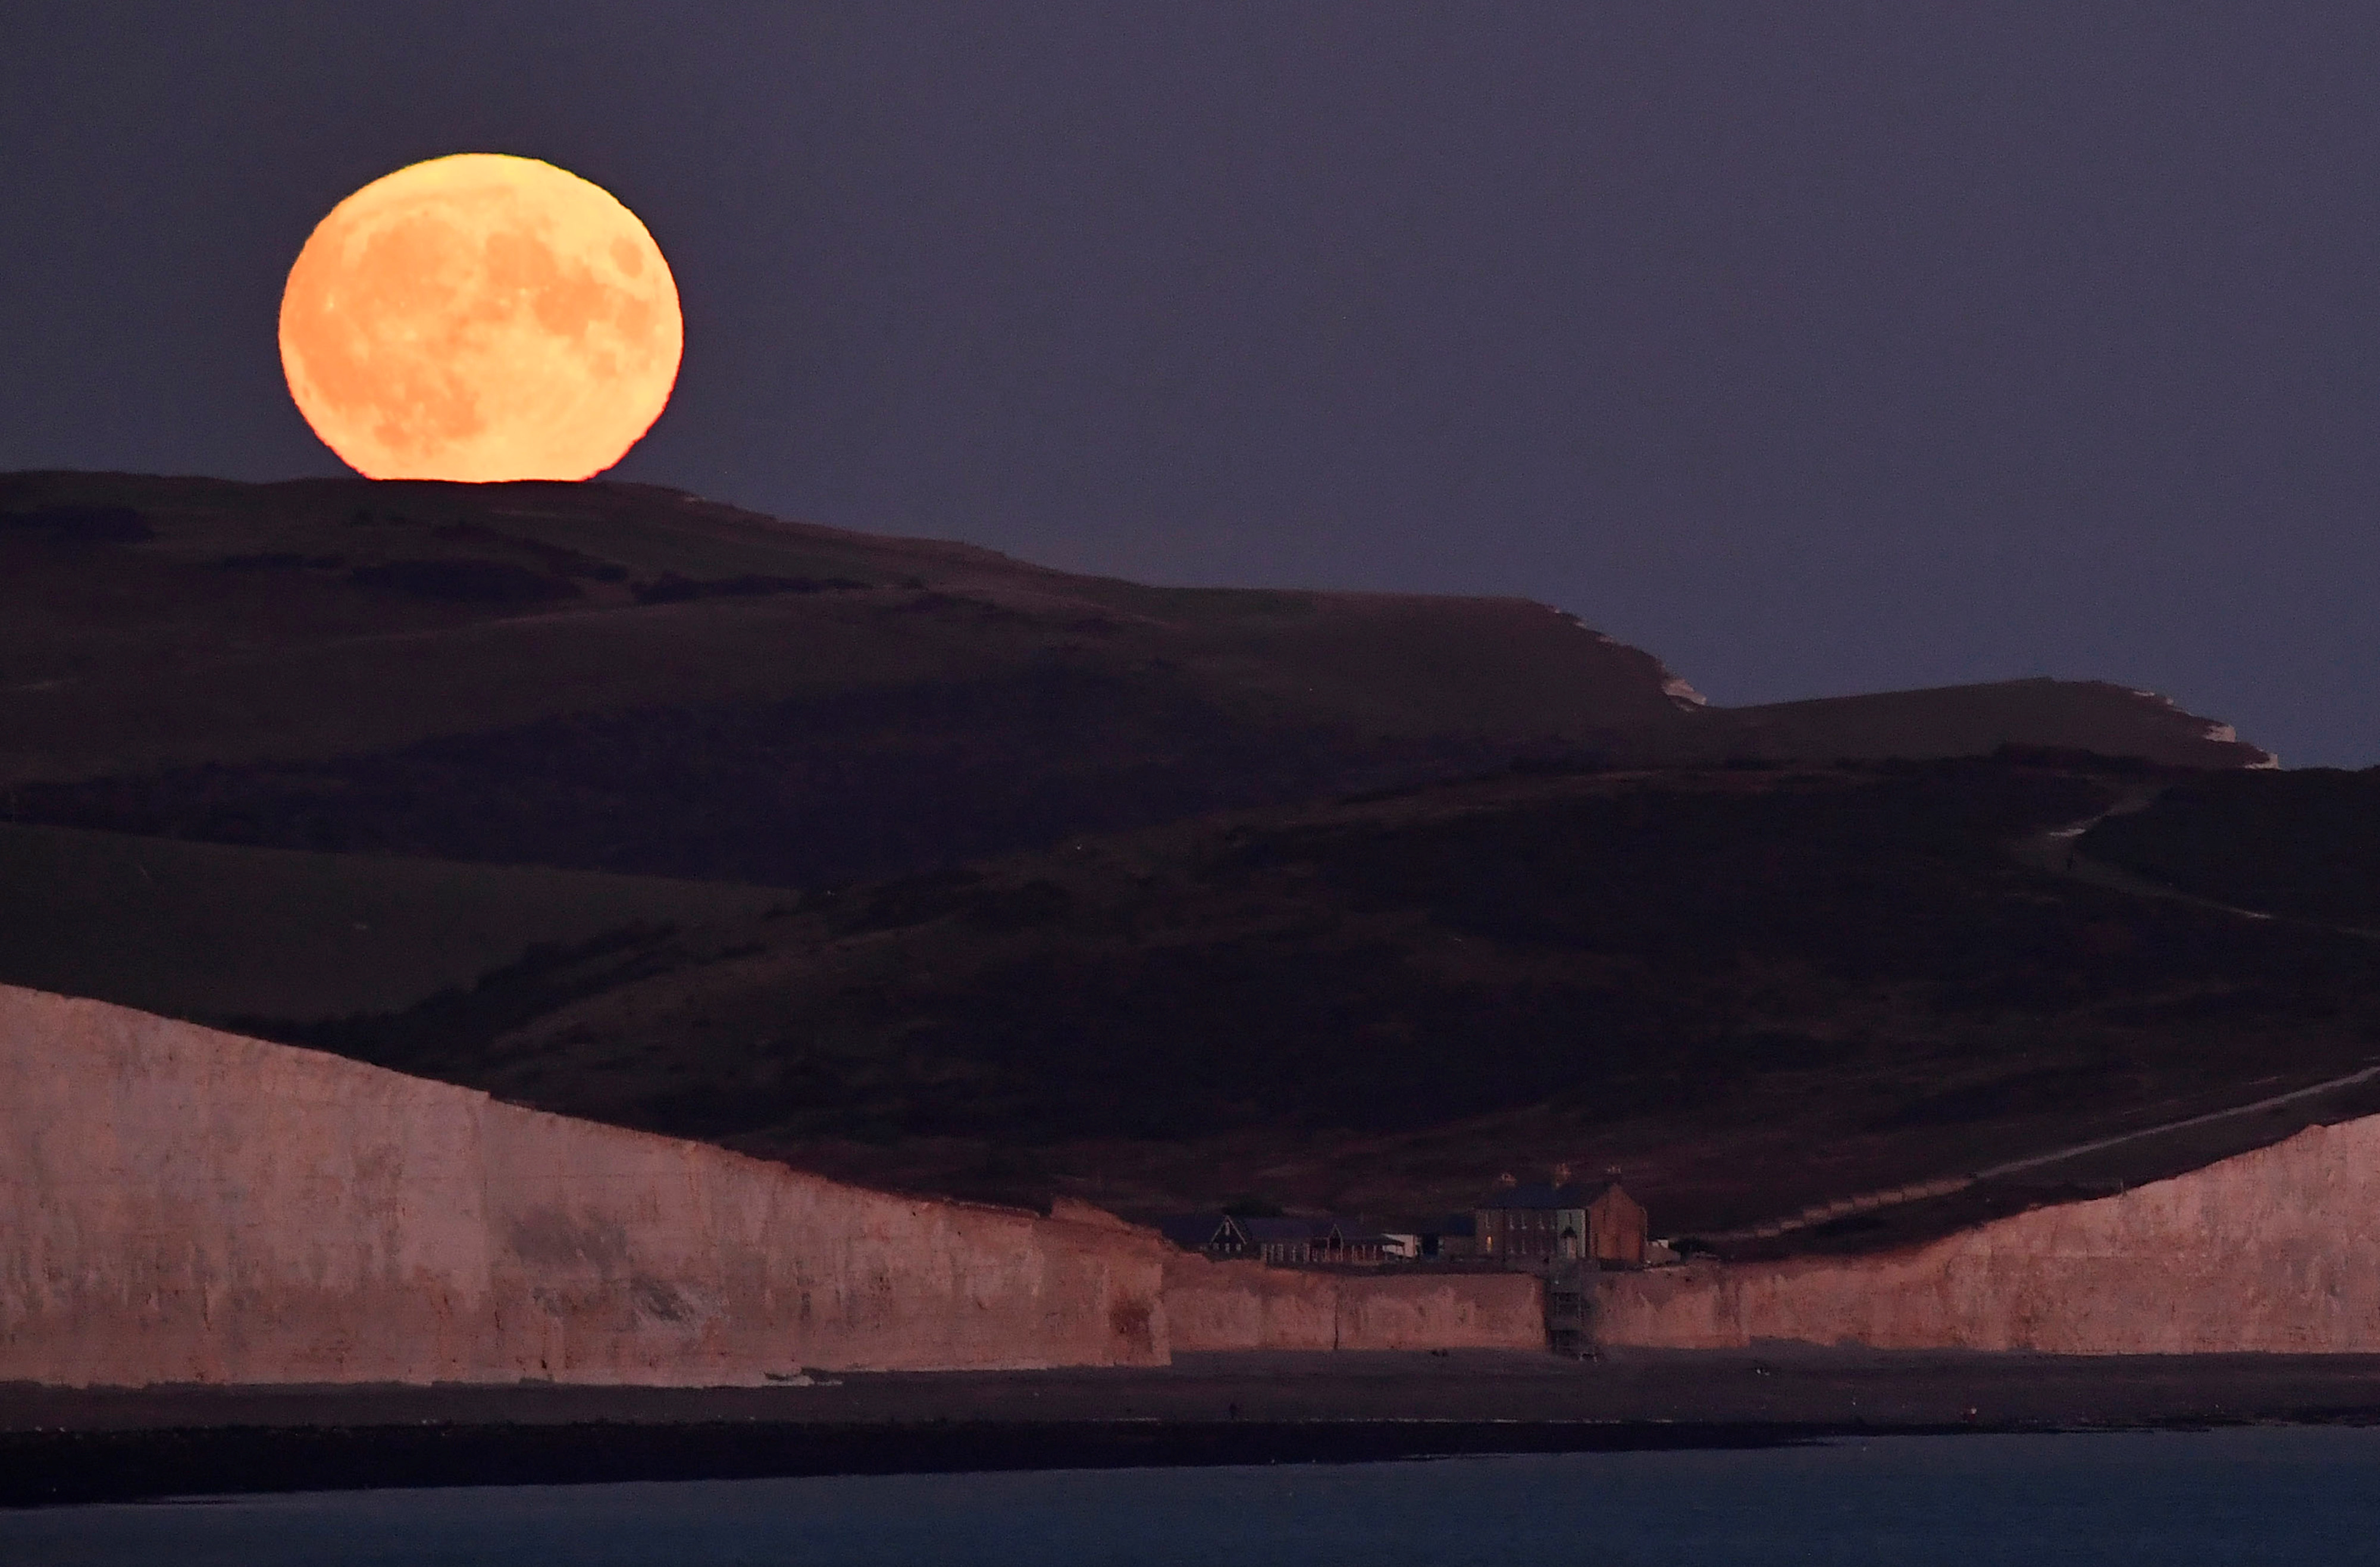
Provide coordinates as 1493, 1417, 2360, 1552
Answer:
1155, 1213, 1390, 1266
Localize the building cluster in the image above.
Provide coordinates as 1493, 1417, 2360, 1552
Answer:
1159, 1172, 1655, 1274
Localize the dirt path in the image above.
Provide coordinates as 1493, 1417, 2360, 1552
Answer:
1971, 1061, 2380, 1182
2011, 793, 2380, 940
1715, 805, 2380, 1244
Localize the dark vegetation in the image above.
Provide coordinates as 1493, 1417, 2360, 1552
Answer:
425, 519, 629, 582
0, 504, 152, 542
216, 552, 345, 571
233, 756, 2380, 1224
0, 472, 2275, 909
630, 572, 872, 604
0, 820, 778, 1024
0, 471, 2323, 1231
3, 664, 1496, 886
237, 925, 690, 1064
2083, 767, 2380, 927
1863, 1065, 2121, 1131
349, 558, 581, 605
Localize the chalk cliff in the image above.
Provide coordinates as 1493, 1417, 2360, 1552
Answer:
1162, 1253, 1543, 1353
0, 984, 1169, 1385
1598, 1115, 2380, 1353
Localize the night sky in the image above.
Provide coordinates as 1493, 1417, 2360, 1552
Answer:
10, 4, 2379, 764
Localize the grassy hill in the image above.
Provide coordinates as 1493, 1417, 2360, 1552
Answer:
3, 471, 2313, 1250
228, 752, 2380, 1241
2, 473, 2267, 889
2081, 767, 2380, 928
0, 821, 779, 1022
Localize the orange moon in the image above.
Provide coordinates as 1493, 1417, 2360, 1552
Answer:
278, 154, 682, 482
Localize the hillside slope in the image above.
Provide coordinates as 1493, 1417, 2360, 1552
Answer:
0, 821, 778, 1022
2081, 766, 2380, 927
1, 472, 2268, 887
236, 754, 2380, 1240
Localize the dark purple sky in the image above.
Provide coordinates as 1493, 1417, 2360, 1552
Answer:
8, 4, 2379, 763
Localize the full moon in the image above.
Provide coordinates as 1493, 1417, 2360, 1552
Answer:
278, 154, 682, 482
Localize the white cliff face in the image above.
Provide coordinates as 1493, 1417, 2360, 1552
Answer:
1161, 1253, 1542, 1352
1548, 606, 1709, 711
2125, 687, 2279, 767
1598, 1115, 2380, 1354
0, 984, 1171, 1386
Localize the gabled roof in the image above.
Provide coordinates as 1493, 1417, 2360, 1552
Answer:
1478, 1180, 1624, 1211
1155, 1212, 1241, 1250
1155, 1213, 1392, 1249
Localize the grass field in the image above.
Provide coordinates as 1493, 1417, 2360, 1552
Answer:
0, 821, 783, 1023
259, 753, 2380, 1235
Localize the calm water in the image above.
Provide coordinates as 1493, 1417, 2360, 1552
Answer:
9, 1428, 2380, 1566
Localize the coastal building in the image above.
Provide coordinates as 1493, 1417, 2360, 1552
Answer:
1156, 1213, 1392, 1266
1422, 1213, 1477, 1260
1474, 1175, 1649, 1270
1237, 1217, 1390, 1266
1157, 1212, 1256, 1258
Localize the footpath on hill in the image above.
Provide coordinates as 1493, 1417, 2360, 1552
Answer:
1706, 800, 2380, 1252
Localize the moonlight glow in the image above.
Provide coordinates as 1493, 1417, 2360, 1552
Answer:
278, 154, 682, 482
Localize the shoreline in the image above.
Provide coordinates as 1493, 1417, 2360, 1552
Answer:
12, 1348, 2380, 1507
1, 1419, 1922, 1509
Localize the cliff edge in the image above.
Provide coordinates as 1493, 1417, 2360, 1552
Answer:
0, 984, 1171, 1386
1599, 1112, 2380, 1354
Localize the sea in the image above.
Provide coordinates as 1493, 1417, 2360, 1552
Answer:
7, 1427, 2380, 1565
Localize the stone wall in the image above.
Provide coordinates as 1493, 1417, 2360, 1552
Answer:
0, 986, 1170, 1386
1163, 1254, 1544, 1352
1597, 1116, 2380, 1353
